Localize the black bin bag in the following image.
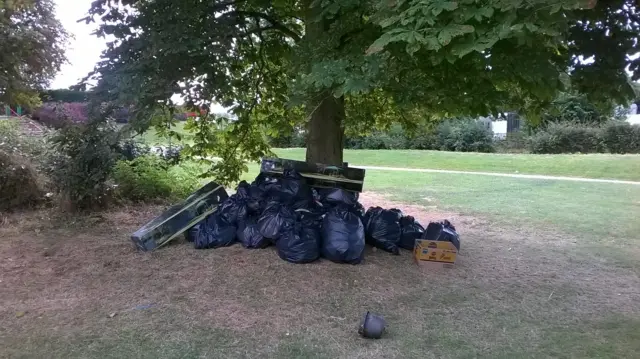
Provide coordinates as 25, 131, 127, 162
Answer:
193, 213, 237, 249
399, 215, 425, 250
319, 188, 359, 207
363, 207, 403, 255
257, 201, 296, 240
251, 172, 280, 200
235, 181, 261, 213
185, 223, 200, 242
423, 220, 460, 250
276, 217, 321, 263
321, 206, 365, 264
237, 216, 270, 249
218, 181, 260, 226
278, 169, 311, 203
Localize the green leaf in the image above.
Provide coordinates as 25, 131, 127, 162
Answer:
451, 37, 479, 57
438, 24, 475, 46
437, 30, 453, 46
379, 16, 399, 28
525, 23, 539, 32
342, 78, 371, 95
432, 1, 459, 15
366, 33, 394, 55
406, 42, 421, 55
441, 2, 459, 11
478, 6, 494, 19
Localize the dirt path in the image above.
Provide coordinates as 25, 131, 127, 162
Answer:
354, 165, 640, 185
2, 196, 639, 358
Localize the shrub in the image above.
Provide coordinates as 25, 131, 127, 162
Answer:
528, 122, 604, 154
383, 124, 408, 149
31, 102, 88, 128
343, 120, 493, 152
0, 151, 44, 211
0, 119, 51, 172
359, 132, 389, 149
112, 155, 201, 202
267, 129, 306, 148
494, 132, 528, 153
406, 131, 437, 150
345, 127, 407, 150
116, 139, 151, 160
437, 120, 495, 152
601, 121, 640, 154
151, 145, 184, 165
46, 120, 121, 210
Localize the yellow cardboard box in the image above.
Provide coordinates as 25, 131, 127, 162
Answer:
414, 239, 457, 268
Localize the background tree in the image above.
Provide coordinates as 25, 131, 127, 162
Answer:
0, 0, 68, 108
537, 93, 608, 129
84, 0, 638, 183
40, 89, 89, 103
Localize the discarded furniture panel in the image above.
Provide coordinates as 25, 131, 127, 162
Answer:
260, 157, 366, 192
131, 181, 228, 251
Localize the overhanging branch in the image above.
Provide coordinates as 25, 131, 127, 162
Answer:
225, 10, 301, 41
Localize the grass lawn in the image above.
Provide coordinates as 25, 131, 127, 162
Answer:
3, 167, 638, 358
131, 121, 192, 145
271, 148, 640, 181
136, 127, 640, 180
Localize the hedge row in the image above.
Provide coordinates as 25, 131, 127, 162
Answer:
271, 120, 640, 154
30, 102, 197, 128
529, 121, 640, 154
271, 120, 497, 153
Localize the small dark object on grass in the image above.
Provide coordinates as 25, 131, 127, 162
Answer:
359, 311, 386, 339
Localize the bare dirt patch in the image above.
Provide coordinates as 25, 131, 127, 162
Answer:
1, 195, 640, 358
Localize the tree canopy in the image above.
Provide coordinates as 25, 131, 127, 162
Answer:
84, 0, 639, 183
0, 0, 68, 107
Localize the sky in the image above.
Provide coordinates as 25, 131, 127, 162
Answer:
50, 0, 105, 89
50, 0, 232, 111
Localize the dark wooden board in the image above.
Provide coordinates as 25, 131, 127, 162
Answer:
260, 157, 366, 192
131, 182, 228, 251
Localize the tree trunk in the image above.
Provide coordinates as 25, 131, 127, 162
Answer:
305, 95, 345, 165
303, 0, 345, 166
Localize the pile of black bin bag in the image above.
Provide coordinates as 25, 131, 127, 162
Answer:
186, 169, 459, 264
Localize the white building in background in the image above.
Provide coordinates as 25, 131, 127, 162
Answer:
491, 120, 508, 139
626, 103, 640, 125
477, 113, 520, 139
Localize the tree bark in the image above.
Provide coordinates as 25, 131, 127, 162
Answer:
305, 94, 345, 165
303, 0, 345, 165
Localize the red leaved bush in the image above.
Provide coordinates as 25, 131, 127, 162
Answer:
31, 102, 88, 128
